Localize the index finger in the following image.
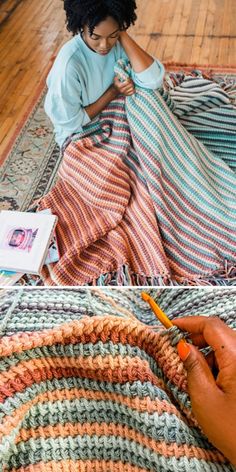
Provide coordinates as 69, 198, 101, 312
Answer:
173, 316, 230, 341
173, 316, 209, 347
173, 316, 236, 366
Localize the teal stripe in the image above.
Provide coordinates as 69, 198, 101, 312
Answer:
18, 398, 204, 447
179, 115, 236, 130
144, 166, 235, 241
0, 341, 163, 377
127, 143, 236, 249
125, 155, 236, 269
134, 91, 235, 183
174, 99, 230, 116
7, 436, 230, 471
0, 342, 190, 426
139, 128, 236, 215
130, 93, 236, 195
125, 151, 146, 185
128, 110, 236, 209
0, 377, 173, 418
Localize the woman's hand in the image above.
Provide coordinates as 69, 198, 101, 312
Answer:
113, 75, 135, 96
173, 316, 236, 466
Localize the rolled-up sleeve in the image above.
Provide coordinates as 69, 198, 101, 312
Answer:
120, 47, 165, 90
132, 59, 165, 90
44, 62, 91, 147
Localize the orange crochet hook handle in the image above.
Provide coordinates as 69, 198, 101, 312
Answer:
141, 292, 187, 344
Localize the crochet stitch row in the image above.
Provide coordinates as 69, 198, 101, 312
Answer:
0, 288, 236, 471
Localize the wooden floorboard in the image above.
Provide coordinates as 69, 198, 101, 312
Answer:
0, 0, 235, 162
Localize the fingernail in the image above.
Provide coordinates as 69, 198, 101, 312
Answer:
177, 340, 191, 361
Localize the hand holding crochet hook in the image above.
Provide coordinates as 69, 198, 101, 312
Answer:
142, 293, 236, 467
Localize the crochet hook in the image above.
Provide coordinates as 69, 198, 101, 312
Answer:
141, 292, 187, 345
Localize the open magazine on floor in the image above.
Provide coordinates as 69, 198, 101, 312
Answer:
0, 209, 59, 285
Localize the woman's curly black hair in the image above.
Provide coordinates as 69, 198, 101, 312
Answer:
63, 0, 137, 36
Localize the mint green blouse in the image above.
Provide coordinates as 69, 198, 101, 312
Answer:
44, 34, 165, 147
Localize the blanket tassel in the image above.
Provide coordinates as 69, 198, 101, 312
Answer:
94, 261, 236, 287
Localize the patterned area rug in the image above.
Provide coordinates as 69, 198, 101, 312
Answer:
0, 89, 61, 212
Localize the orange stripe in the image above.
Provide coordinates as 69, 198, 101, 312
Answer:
9, 459, 150, 472
0, 318, 170, 366
126, 173, 168, 270
63, 142, 130, 195
1, 386, 179, 438
0, 318, 187, 395
0, 354, 165, 401
16, 420, 225, 463
56, 181, 96, 249
63, 148, 130, 197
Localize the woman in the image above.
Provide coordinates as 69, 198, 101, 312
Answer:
45, 0, 165, 149
39, 0, 236, 286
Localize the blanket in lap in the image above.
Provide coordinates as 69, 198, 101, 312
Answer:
38, 60, 236, 286
0, 288, 236, 471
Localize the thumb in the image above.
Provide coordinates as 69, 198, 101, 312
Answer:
177, 340, 217, 401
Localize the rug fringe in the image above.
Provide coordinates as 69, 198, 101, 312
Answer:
92, 263, 236, 287
93, 265, 171, 287
176, 261, 236, 286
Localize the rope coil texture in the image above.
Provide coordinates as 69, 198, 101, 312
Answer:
0, 288, 236, 471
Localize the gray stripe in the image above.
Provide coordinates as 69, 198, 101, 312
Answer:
0, 341, 162, 374
7, 436, 233, 471
19, 398, 208, 448
0, 377, 170, 416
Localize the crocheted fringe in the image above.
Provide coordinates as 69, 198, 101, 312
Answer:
93, 265, 172, 287
92, 263, 236, 287
176, 261, 236, 286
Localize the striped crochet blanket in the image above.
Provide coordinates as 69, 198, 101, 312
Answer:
38, 61, 236, 286
0, 288, 236, 471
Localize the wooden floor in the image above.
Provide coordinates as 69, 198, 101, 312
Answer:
0, 0, 236, 161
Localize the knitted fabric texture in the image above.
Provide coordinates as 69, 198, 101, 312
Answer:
37, 60, 236, 286
0, 288, 236, 471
